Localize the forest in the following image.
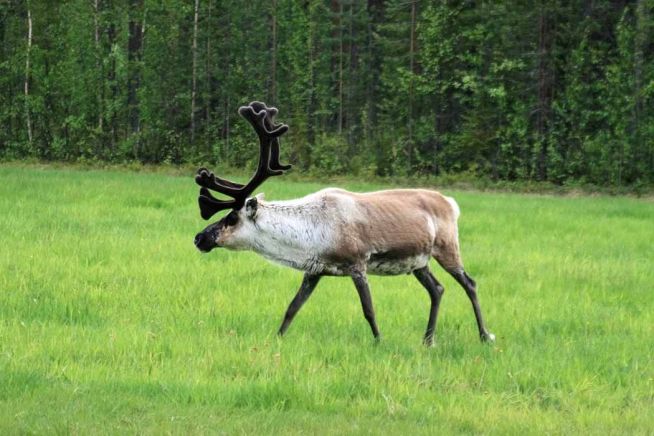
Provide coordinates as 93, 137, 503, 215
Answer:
1, 0, 653, 186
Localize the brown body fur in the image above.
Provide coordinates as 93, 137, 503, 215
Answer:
321, 188, 463, 275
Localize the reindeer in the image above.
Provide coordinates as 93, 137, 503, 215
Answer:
193, 101, 494, 345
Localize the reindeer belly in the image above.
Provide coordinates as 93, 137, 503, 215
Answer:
367, 252, 430, 276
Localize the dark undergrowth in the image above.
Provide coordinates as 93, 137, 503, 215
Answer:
4, 159, 653, 198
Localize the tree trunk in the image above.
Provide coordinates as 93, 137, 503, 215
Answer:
128, 0, 144, 156
0, 6, 9, 144
271, 0, 277, 104
407, 0, 417, 171
633, 0, 647, 177
205, 0, 213, 151
222, 10, 230, 161
191, 0, 200, 144
338, 1, 344, 135
307, 8, 316, 148
347, 1, 354, 145
224, 94, 230, 161
365, 0, 383, 165
107, 19, 117, 152
536, 5, 553, 181
24, 2, 33, 145
94, 0, 104, 136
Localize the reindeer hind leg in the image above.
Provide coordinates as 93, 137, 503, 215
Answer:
432, 243, 494, 343
446, 268, 495, 342
413, 266, 445, 346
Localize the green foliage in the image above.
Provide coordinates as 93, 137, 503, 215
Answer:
0, 0, 653, 188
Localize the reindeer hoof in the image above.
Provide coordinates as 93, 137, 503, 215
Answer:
481, 332, 496, 343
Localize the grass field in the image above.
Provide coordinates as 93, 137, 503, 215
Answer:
0, 164, 652, 434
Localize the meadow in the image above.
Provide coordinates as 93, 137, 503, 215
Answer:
0, 164, 652, 434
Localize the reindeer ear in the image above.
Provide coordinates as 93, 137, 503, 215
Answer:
245, 197, 258, 219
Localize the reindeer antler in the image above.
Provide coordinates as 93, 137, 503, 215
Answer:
195, 101, 292, 220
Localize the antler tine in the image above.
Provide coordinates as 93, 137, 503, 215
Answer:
236, 104, 288, 183
198, 187, 237, 220
195, 101, 287, 195
249, 101, 277, 124
237, 105, 288, 139
196, 167, 244, 191
195, 101, 292, 220
249, 102, 292, 172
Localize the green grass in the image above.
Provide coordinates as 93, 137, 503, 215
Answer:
1, 164, 652, 434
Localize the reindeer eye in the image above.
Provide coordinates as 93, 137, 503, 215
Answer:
224, 211, 239, 226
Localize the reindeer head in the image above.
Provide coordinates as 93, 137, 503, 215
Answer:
193, 102, 291, 253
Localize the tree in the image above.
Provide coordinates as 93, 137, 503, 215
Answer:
0, 0, 652, 187
127, 0, 143, 157
24, 0, 32, 146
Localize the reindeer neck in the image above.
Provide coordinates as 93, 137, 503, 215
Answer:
241, 199, 335, 272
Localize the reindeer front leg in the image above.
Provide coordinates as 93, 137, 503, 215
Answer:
351, 270, 380, 339
278, 273, 321, 336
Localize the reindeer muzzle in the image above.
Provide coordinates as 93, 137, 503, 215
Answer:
194, 231, 216, 253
